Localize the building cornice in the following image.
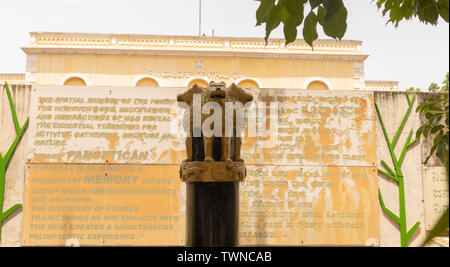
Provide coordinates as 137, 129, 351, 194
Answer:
365, 80, 399, 85
365, 80, 399, 91
0, 73, 26, 84
22, 32, 368, 61
21, 46, 369, 61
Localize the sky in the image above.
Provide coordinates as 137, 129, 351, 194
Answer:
0, 0, 448, 90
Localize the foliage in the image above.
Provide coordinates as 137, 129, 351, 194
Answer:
255, 0, 348, 47
428, 72, 449, 92
415, 74, 449, 246
407, 87, 421, 92
255, 0, 449, 47
376, 93, 421, 247
0, 83, 29, 241
416, 81, 449, 165
376, 0, 449, 27
428, 83, 441, 92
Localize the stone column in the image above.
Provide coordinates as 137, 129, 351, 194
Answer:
180, 148, 246, 246
186, 182, 239, 246
177, 82, 253, 247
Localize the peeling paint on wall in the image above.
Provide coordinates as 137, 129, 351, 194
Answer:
1, 86, 446, 246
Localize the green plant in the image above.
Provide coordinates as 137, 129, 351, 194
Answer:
375, 93, 421, 247
406, 87, 421, 92
255, 0, 449, 47
256, 0, 348, 46
376, 0, 449, 26
415, 80, 449, 246
0, 82, 29, 241
428, 72, 449, 92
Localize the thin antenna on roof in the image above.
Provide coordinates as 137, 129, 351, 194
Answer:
199, 0, 202, 36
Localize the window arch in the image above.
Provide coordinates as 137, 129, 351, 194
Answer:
133, 76, 160, 87
186, 77, 209, 88
61, 74, 88, 86
307, 81, 329, 90
236, 78, 261, 89
304, 77, 332, 90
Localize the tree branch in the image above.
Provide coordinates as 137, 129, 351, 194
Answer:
0, 204, 21, 222
381, 160, 396, 177
378, 168, 399, 182
5, 83, 21, 134
407, 221, 421, 242
391, 94, 416, 149
398, 129, 414, 166
378, 190, 400, 224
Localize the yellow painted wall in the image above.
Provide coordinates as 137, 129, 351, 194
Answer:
31, 53, 358, 89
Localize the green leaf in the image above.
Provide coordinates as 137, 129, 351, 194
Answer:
417, 4, 440, 25
283, 19, 298, 45
434, 133, 444, 147
320, 2, 348, 39
436, 141, 447, 165
431, 114, 442, 126
317, 5, 326, 25
425, 111, 436, 120
439, 4, 449, 22
422, 208, 449, 246
431, 125, 445, 134
310, 0, 322, 10
256, 0, 276, 26
415, 125, 425, 142
280, 5, 291, 23
382, 0, 395, 16
444, 133, 449, 146
322, 0, 345, 22
424, 124, 431, 138
280, 0, 307, 45
425, 134, 444, 164
303, 11, 319, 48
265, 4, 282, 43
438, 5, 449, 22
429, 105, 443, 112
286, 0, 306, 25
377, 0, 447, 26
416, 101, 427, 112
377, 0, 385, 10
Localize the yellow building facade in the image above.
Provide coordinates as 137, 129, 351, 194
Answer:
17, 32, 376, 90
2, 32, 449, 248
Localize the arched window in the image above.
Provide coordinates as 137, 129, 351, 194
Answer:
237, 78, 260, 89
187, 78, 209, 88
63, 77, 86, 86
307, 81, 329, 90
135, 77, 159, 87
62, 74, 88, 86
304, 77, 332, 90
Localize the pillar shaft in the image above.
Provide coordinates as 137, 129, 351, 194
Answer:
186, 182, 239, 247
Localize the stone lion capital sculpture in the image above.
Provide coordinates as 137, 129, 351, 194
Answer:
177, 81, 253, 182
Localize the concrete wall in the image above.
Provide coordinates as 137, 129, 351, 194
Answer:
0, 85, 447, 246
0, 84, 31, 246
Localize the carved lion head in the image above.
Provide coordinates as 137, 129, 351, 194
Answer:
177, 84, 205, 105
227, 83, 254, 104
206, 81, 227, 102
